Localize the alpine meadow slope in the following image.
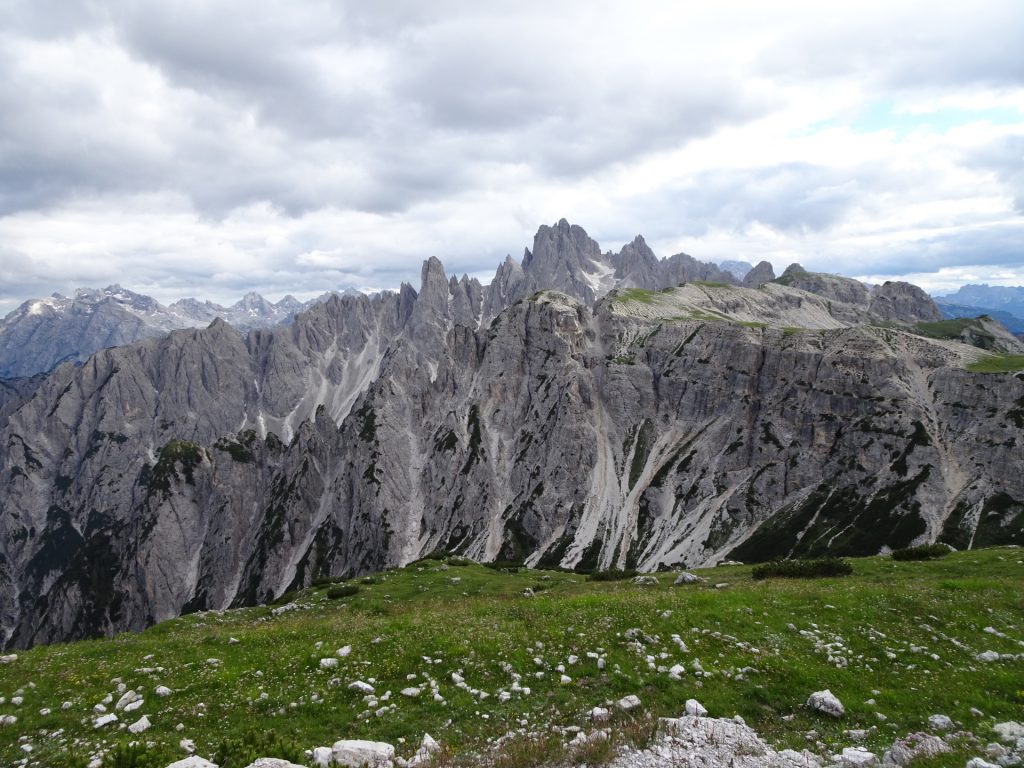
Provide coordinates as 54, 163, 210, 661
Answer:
1, 220, 1023, 650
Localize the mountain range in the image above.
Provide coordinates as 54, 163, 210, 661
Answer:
1, 219, 1022, 650
0, 285, 340, 379
933, 285, 1024, 335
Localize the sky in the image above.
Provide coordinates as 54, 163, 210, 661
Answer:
0, 0, 1022, 315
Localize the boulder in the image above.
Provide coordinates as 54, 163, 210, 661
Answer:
408, 734, 440, 767
128, 715, 152, 734
617, 694, 642, 712
881, 732, 950, 765
685, 699, 707, 717
242, 760, 306, 768
836, 746, 877, 766
965, 759, 1000, 768
331, 739, 395, 768
674, 572, 704, 585
93, 713, 118, 728
807, 689, 844, 718
164, 759, 218, 768
311, 747, 332, 768
993, 721, 1024, 742
927, 714, 953, 731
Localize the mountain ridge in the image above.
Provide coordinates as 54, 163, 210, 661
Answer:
1, 220, 1021, 650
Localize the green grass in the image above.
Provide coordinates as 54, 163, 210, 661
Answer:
1, 550, 1022, 767
967, 353, 1024, 373
612, 288, 660, 304
914, 318, 982, 338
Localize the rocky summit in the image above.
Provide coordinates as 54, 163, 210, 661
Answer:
1, 220, 1023, 649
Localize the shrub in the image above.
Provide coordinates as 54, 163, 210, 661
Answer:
752, 558, 853, 580
311, 576, 346, 587
586, 569, 639, 582
214, 730, 306, 768
892, 543, 950, 561
485, 560, 524, 573
326, 584, 360, 599
446, 557, 473, 567
271, 590, 298, 606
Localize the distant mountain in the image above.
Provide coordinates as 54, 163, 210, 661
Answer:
0, 286, 327, 378
718, 260, 755, 280
935, 284, 1024, 319
934, 297, 1024, 335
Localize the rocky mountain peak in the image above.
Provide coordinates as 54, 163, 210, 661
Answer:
742, 261, 776, 288
869, 281, 942, 323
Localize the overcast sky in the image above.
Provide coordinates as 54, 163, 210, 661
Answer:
0, 0, 1022, 314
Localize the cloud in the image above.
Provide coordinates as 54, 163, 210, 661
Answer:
0, 0, 1022, 315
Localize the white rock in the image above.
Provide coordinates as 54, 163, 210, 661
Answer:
0, 715, 17, 727
883, 733, 950, 765
128, 715, 151, 734
331, 739, 396, 768
401, 687, 421, 698
180, 738, 197, 753
311, 747, 332, 768
993, 721, 1024, 742
11, 696, 23, 706
560, 674, 572, 684
927, 714, 953, 730
39, 707, 50, 716
156, 685, 173, 697
668, 664, 686, 680
165, 758, 218, 768
807, 689, 844, 718
116, 690, 141, 711
685, 699, 708, 717
93, 713, 118, 728
243, 760, 307, 768
349, 680, 375, 694
674, 572, 703, 585
0, 654, 16, 665
965, 759, 1000, 768
228, 637, 240, 645
617, 694, 642, 712
124, 698, 144, 713
337, 646, 352, 657
837, 746, 877, 766
976, 650, 1000, 662
590, 706, 611, 723
409, 734, 440, 767
320, 658, 339, 669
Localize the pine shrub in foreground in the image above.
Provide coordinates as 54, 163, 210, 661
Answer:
751, 557, 853, 580
586, 569, 639, 582
326, 584, 360, 599
891, 543, 951, 561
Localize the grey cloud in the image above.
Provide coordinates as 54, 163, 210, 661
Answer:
759, 4, 1024, 90
619, 163, 867, 240
968, 134, 1024, 214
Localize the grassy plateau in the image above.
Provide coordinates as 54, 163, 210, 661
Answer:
1, 548, 1022, 767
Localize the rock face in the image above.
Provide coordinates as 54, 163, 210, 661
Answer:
1, 220, 1023, 649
